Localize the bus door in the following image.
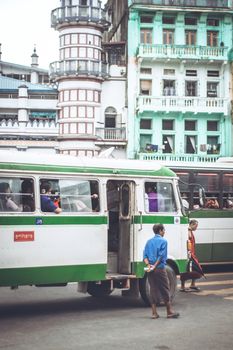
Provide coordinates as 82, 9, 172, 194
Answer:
107, 180, 135, 274
118, 181, 135, 274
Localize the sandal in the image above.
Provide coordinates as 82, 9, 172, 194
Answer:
189, 286, 201, 291
167, 312, 180, 319
151, 314, 160, 319
179, 288, 190, 292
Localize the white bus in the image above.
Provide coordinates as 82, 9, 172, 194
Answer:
0, 151, 189, 305
160, 159, 233, 266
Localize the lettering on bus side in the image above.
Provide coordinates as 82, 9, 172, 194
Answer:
14, 231, 34, 242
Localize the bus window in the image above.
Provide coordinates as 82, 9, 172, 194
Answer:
145, 182, 176, 213
193, 172, 219, 208
223, 173, 233, 209
176, 172, 189, 192
39, 178, 99, 213
0, 177, 34, 212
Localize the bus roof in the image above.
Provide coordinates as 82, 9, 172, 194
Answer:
0, 151, 176, 178
160, 160, 233, 171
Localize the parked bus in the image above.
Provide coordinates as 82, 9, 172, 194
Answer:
160, 159, 233, 266
0, 151, 189, 305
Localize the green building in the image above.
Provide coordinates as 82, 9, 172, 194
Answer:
126, 0, 233, 161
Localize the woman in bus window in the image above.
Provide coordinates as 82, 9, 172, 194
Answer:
0, 182, 21, 211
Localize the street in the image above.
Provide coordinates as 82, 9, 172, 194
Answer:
0, 270, 233, 350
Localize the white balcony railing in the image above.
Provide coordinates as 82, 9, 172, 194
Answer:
95, 127, 126, 141
0, 119, 58, 136
138, 153, 220, 163
137, 96, 229, 115
138, 44, 228, 61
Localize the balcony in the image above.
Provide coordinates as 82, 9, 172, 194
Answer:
137, 44, 228, 62
51, 5, 110, 29
49, 60, 109, 81
137, 95, 229, 115
130, 0, 231, 9
0, 119, 58, 136
95, 127, 127, 144
138, 152, 220, 162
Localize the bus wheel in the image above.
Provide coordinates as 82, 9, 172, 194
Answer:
87, 281, 113, 297
139, 265, 177, 306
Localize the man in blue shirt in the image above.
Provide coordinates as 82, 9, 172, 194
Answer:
143, 223, 179, 319
40, 182, 62, 214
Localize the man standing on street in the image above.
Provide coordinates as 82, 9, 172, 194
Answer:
143, 223, 180, 319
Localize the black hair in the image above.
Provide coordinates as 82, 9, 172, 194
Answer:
153, 223, 164, 234
0, 182, 10, 193
40, 182, 52, 194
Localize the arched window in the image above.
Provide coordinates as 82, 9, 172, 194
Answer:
104, 107, 117, 128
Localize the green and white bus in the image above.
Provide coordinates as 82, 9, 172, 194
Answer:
161, 159, 233, 266
0, 151, 189, 304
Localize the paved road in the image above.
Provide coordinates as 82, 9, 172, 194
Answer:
0, 271, 233, 350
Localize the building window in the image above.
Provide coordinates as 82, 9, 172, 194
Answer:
140, 134, 152, 152
140, 119, 152, 129
207, 82, 218, 97
207, 31, 218, 46
140, 80, 152, 95
162, 16, 175, 25
163, 29, 174, 44
162, 135, 174, 154
185, 120, 196, 131
105, 107, 117, 128
207, 70, 219, 77
207, 18, 219, 26
140, 68, 152, 74
185, 81, 197, 96
207, 136, 220, 154
185, 30, 196, 45
140, 15, 153, 23
164, 69, 175, 75
162, 120, 174, 130
186, 70, 197, 76
163, 80, 175, 96
185, 17, 197, 26
207, 121, 218, 131
140, 29, 152, 44
185, 135, 197, 154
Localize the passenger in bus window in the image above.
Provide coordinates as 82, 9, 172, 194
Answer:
145, 184, 165, 212
40, 182, 62, 214
0, 182, 21, 212
205, 197, 219, 209
181, 193, 189, 210
90, 181, 100, 212
225, 195, 233, 209
21, 179, 35, 212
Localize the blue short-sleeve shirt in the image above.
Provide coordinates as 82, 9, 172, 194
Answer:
143, 234, 168, 269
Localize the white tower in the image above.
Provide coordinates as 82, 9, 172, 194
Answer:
50, 0, 109, 156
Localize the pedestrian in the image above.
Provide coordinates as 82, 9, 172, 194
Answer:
180, 219, 203, 292
143, 223, 180, 319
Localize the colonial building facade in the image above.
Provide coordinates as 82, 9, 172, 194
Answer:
1, 1, 233, 161
125, 0, 233, 161
0, 48, 58, 153
50, 0, 127, 158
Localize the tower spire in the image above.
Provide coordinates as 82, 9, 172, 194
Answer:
31, 45, 39, 67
